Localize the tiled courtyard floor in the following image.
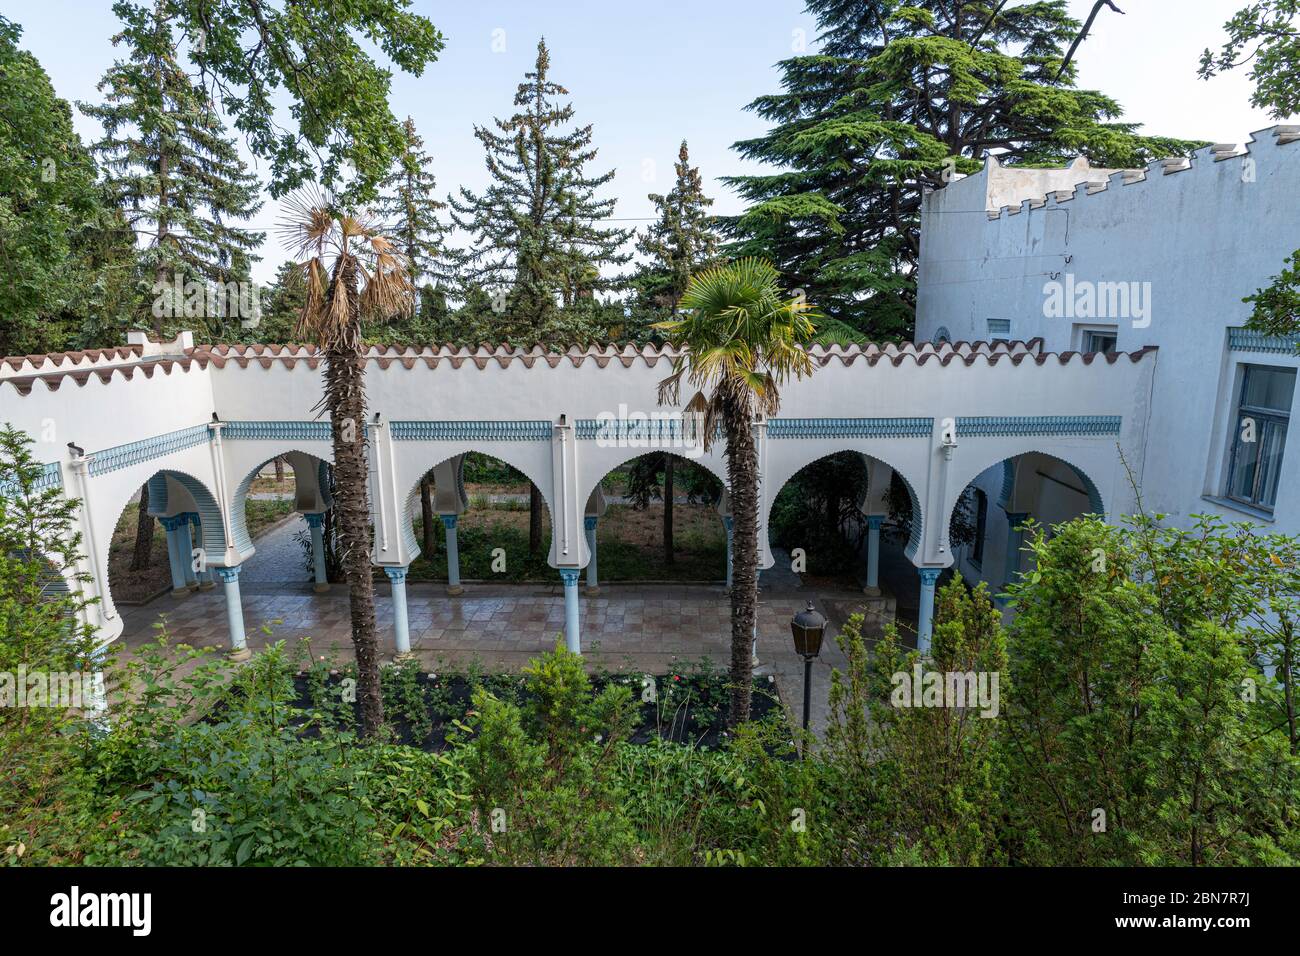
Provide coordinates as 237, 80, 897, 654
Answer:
115, 579, 898, 734
110, 515, 907, 733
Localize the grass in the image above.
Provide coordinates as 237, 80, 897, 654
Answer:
107, 496, 295, 603
404, 501, 727, 584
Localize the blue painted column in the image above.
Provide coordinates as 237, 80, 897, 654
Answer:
723, 515, 734, 589
917, 567, 941, 654
560, 568, 581, 653
864, 515, 884, 594
1003, 512, 1030, 587
216, 566, 249, 660
583, 516, 599, 595
441, 514, 463, 596
304, 513, 329, 593
179, 513, 200, 590
160, 516, 189, 595
385, 566, 411, 656
186, 514, 215, 590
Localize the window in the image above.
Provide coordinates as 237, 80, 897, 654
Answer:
971, 489, 988, 566
986, 318, 1011, 337
933, 326, 951, 345
1082, 329, 1118, 353
1226, 365, 1296, 511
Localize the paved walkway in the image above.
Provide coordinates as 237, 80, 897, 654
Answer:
115, 518, 908, 734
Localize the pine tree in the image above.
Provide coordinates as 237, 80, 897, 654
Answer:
377, 117, 451, 292
723, 0, 1201, 339
449, 38, 632, 344
635, 140, 719, 314
452, 37, 632, 554
249, 260, 307, 344
80, 0, 264, 338
0, 14, 122, 356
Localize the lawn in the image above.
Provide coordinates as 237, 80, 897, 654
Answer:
404, 501, 727, 584
107, 496, 295, 603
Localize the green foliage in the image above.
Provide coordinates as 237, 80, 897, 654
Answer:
1244, 248, 1300, 344
80, 0, 265, 339
865, 581, 1007, 865
632, 140, 720, 317
0, 426, 100, 864
158, 0, 445, 200
0, 16, 129, 356
1201, 0, 1300, 118
1000, 516, 1300, 865
369, 116, 454, 348
462, 641, 638, 864
723, 0, 1202, 338
449, 39, 631, 343
97, 642, 377, 865
770, 451, 868, 577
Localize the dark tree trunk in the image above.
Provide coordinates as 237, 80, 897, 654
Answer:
663, 455, 675, 565
420, 473, 437, 558
529, 482, 544, 554
274, 456, 285, 483
323, 255, 384, 737
722, 397, 759, 726
322, 470, 342, 583
130, 483, 155, 572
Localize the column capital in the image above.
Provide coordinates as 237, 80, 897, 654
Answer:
918, 567, 942, 586
559, 568, 581, 586
583, 515, 598, 532
866, 514, 885, 530
159, 514, 187, 531
215, 565, 241, 583
439, 513, 459, 530
383, 565, 408, 583
302, 512, 326, 529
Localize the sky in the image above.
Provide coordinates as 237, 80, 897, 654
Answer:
5, 0, 1285, 285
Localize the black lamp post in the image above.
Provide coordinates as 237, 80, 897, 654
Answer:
790, 601, 827, 745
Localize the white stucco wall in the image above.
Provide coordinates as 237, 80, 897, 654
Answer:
917, 126, 1300, 539
0, 336, 1158, 644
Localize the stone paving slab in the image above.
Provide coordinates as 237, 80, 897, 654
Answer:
114, 578, 901, 736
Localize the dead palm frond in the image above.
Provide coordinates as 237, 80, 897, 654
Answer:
277, 188, 414, 348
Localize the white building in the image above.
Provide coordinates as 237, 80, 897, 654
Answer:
916, 126, 1300, 592
6, 128, 1296, 669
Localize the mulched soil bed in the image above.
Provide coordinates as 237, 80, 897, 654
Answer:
275, 668, 784, 752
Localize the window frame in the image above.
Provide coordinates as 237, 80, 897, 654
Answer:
1225, 364, 1295, 513
1082, 329, 1118, 354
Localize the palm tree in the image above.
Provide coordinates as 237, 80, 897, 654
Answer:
655, 258, 818, 725
280, 192, 414, 737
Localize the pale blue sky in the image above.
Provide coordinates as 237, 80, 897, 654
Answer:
6, 0, 1277, 283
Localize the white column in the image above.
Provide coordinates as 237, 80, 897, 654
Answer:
385, 566, 411, 656
161, 516, 189, 594
583, 516, 599, 595
864, 515, 883, 595
442, 514, 463, 595
917, 567, 941, 654
181, 513, 201, 590
216, 565, 249, 660
304, 512, 329, 592
561, 568, 581, 653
